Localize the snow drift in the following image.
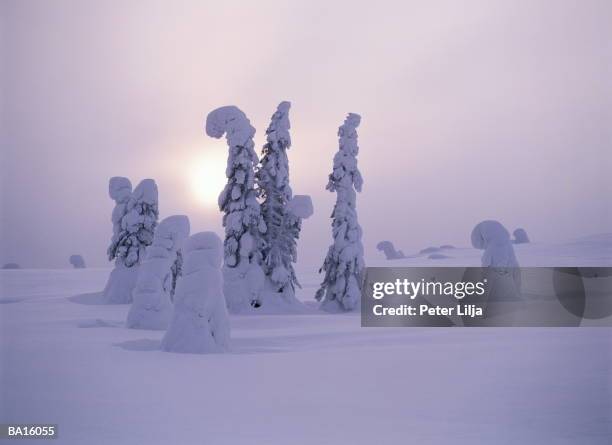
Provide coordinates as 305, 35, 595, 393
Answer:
377, 241, 405, 260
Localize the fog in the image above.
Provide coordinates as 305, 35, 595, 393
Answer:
1, 0, 610, 269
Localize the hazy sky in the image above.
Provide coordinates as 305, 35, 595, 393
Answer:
1, 0, 611, 269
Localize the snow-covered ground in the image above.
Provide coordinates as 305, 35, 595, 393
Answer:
1, 237, 611, 444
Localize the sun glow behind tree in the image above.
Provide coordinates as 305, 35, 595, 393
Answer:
189, 148, 228, 208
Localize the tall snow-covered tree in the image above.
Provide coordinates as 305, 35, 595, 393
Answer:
255, 101, 300, 297
205, 106, 266, 312
316, 113, 365, 312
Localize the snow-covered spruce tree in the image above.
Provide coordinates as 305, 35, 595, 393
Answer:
255, 101, 301, 299
102, 177, 137, 304
103, 178, 159, 304
205, 106, 266, 312
161, 232, 230, 353
126, 215, 190, 330
316, 113, 365, 312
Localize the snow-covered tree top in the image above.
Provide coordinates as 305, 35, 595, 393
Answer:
183, 232, 223, 270
287, 195, 313, 219
344, 113, 361, 129
471, 220, 511, 250
329, 112, 363, 193
205, 105, 256, 149
131, 179, 158, 205
266, 101, 291, 147
108, 177, 132, 202
338, 113, 361, 155
155, 215, 190, 250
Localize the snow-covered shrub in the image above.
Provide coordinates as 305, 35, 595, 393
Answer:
205, 106, 266, 312
513, 228, 530, 244
471, 220, 521, 299
69, 254, 86, 269
376, 241, 405, 260
161, 232, 230, 354
316, 113, 365, 312
2, 263, 20, 269
103, 178, 159, 304
126, 215, 190, 330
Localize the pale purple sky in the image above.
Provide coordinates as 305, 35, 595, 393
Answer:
1, 0, 611, 269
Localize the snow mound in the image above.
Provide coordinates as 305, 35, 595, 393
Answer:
471, 220, 521, 300
471, 220, 519, 267
102, 265, 139, 304
69, 255, 86, 269
162, 232, 230, 354
428, 253, 451, 260
419, 246, 440, 255
126, 215, 190, 330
